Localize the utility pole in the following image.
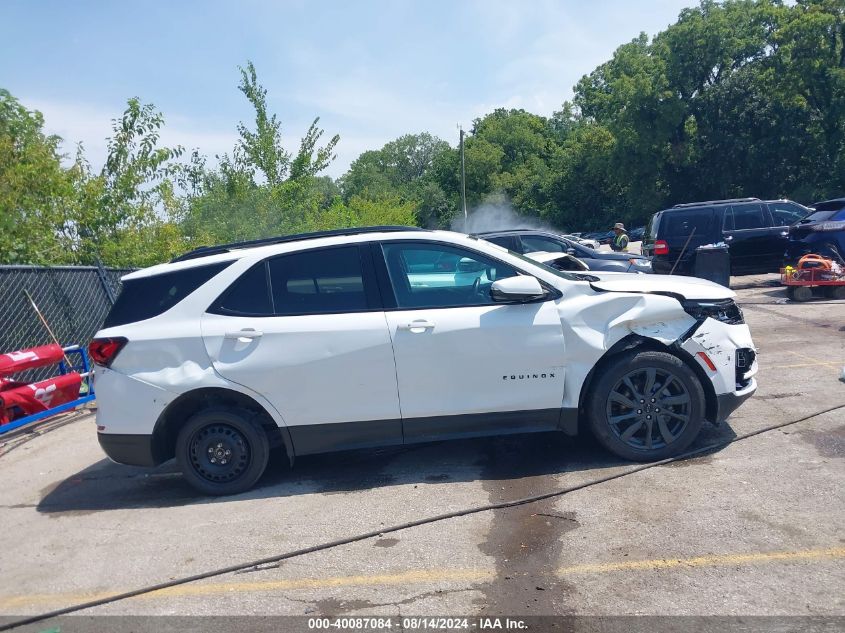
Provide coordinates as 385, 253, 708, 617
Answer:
459, 126, 467, 221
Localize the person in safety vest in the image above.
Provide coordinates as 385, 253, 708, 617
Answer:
610, 222, 629, 252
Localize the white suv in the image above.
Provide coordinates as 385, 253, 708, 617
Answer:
89, 227, 757, 495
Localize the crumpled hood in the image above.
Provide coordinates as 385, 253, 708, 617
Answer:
588, 272, 735, 300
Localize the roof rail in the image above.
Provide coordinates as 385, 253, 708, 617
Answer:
672, 197, 761, 209
171, 226, 427, 262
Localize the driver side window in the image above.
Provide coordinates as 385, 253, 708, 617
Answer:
381, 242, 519, 309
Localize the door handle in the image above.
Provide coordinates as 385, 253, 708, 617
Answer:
224, 329, 263, 340
398, 320, 435, 332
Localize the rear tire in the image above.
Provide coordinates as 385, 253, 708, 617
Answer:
587, 350, 706, 462
176, 407, 270, 496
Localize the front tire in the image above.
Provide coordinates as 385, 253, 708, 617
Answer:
176, 407, 270, 496
587, 350, 706, 461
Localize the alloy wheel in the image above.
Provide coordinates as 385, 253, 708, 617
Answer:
605, 367, 691, 451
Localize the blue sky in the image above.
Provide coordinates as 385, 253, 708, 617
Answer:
1, 0, 696, 178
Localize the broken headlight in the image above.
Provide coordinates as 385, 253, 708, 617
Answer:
681, 299, 744, 325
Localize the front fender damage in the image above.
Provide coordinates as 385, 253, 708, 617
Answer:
558, 292, 699, 411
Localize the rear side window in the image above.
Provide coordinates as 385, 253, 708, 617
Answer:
104, 262, 230, 328
725, 203, 766, 230
268, 246, 369, 316
662, 209, 713, 238
485, 235, 517, 251
520, 235, 566, 253
208, 263, 272, 316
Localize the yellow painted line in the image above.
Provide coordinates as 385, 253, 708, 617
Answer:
556, 546, 845, 575
774, 362, 841, 369
2, 547, 843, 610
151, 568, 494, 598
0, 569, 495, 609
783, 351, 842, 367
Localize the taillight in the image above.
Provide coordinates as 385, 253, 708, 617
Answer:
653, 240, 669, 255
88, 337, 127, 367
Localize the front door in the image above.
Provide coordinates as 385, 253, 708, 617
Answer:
201, 245, 402, 455
377, 241, 567, 442
723, 203, 783, 274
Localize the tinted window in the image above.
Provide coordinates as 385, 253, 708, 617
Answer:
725, 204, 765, 230
520, 235, 566, 253
662, 209, 713, 238
104, 262, 230, 328
645, 214, 657, 241
800, 207, 845, 222
769, 202, 808, 226
382, 242, 519, 309
268, 246, 368, 316
208, 263, 272, 316
485, 235, 517, 250
811, 200, 845, 213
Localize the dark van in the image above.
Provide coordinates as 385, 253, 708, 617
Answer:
642, 198, 810, 276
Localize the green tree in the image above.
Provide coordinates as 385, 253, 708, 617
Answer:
181, 61, 341, 245
235, 61, 339, 186
340, 132, 451, 226
771, 0, 845, 199
68, 98, 186, 266
309, 195, 417, 231
0, 90, 72, 264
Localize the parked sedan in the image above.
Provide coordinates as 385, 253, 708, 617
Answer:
598, 230, 616, 245
475, 229, 653, 273
561, 234, 599, 249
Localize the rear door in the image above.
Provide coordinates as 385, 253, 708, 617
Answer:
376, 240, 567, 442
723, 203, 783, 273
201, 245, 402, 454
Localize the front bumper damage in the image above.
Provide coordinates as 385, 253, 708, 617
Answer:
679, 317, 758, 423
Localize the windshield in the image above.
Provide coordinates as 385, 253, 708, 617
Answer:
799, 209, 845, 223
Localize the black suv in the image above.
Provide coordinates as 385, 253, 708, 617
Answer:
642, 198, 810, 275
786, 198, 845, 264
475, 230, 653, 273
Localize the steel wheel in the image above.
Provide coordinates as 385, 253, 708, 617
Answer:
188, 423, 252, 484
605, 366, 691, 451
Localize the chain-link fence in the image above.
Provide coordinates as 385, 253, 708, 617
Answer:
0, 265, 132, 381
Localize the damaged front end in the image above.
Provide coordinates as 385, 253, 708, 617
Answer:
560, 281, 757, 429
676, 298, 757, 423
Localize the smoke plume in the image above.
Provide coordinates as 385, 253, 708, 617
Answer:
451, 198, 559, 234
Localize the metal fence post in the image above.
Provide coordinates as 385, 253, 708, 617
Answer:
94, 257, 117, 306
